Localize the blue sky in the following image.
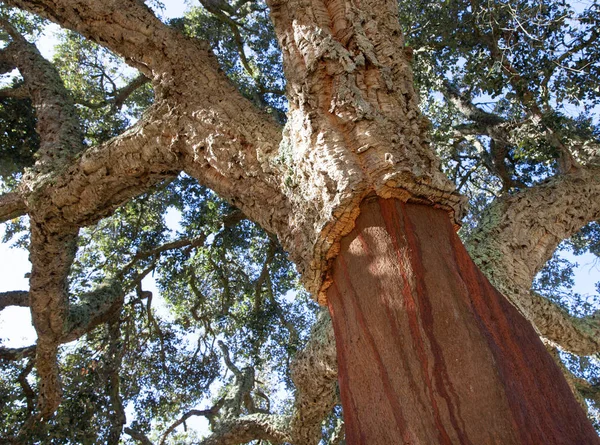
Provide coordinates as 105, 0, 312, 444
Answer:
0, 0, 599, 438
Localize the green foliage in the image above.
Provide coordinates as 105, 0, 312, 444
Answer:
177, 1, 287, 120
1, 0, 600, 442
53, 31, 153, 145
401, 0, 600, 205
0, 83, 38, 178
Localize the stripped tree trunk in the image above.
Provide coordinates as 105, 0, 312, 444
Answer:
3, 0, 600, 442
328, 197, 599, 444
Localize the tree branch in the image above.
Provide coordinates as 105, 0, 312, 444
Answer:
159, 408, 218, 445
75, 73, 150, 111
197, 414, 289, 445
124, 427, 154, 445
522, 290, 600, 356
288, 310, 338, 445
0, 85, 28, 99
0, 192, 26, 223
0, 17, 83, 169
442, 81, 505, 128
467, 166, 600, 353
106, 321, 126, 445
467, 2, 580, 173
0, 345, 36, 361
0, 290, 29, 310
62, 280, 124, 343
18, 358, 36, 415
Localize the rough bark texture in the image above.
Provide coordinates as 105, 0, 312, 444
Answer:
198, 415, 289, 445
1, 0, 598, 440
266, 0, 465, 301
0, 290, 29, 309
467, 166, 600, 354
0, 192, 26, 223
328, 197, 599, 444
289, 311, 338, 444
3, 0, 465, 304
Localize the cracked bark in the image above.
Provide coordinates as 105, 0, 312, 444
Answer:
266, 0, 465, 300
198, 415, 290, 445
467, 166, 600, 355
288, 311, 338, 445
1, 0, 598, 442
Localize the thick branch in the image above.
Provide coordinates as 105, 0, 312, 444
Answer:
0, 85, 28, 99
0, 290, 29, 310
468, 166, 600, 353
0, 19, 83, 169
0, 345, 36, 361
27, 226, 77, 419
198, 414, 289, 445
523, 290, 600, 356
62, 280, 124, 343
288, 311, 338, 445
0, 192, 27, 223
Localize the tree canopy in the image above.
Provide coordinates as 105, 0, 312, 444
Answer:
0, 0, 599, 443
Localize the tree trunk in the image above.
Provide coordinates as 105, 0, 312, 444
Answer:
327, 196, 599, 444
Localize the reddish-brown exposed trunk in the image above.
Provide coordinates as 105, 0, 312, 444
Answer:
327, 197, 598, 444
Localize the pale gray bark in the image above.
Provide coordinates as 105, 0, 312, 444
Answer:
467, 166, 600, 355
266, 0, 465, 301
0, 0, 598, 441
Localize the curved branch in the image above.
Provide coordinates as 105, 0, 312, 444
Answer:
0, 19, 83, 168
75, 74, 150, 111
468, 166, 600, 294
159, 409, 218, 445
288, 310, 338, 445
467, 166, 600, 353
124, 427, 153, 445
522, 290, 600, 356
18, 358, 36, 415
62, 280, 124, 343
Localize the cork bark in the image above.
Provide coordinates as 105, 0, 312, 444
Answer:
468, 166, 600, 354
1, 0, 599, 441
266, 0, 465, 300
